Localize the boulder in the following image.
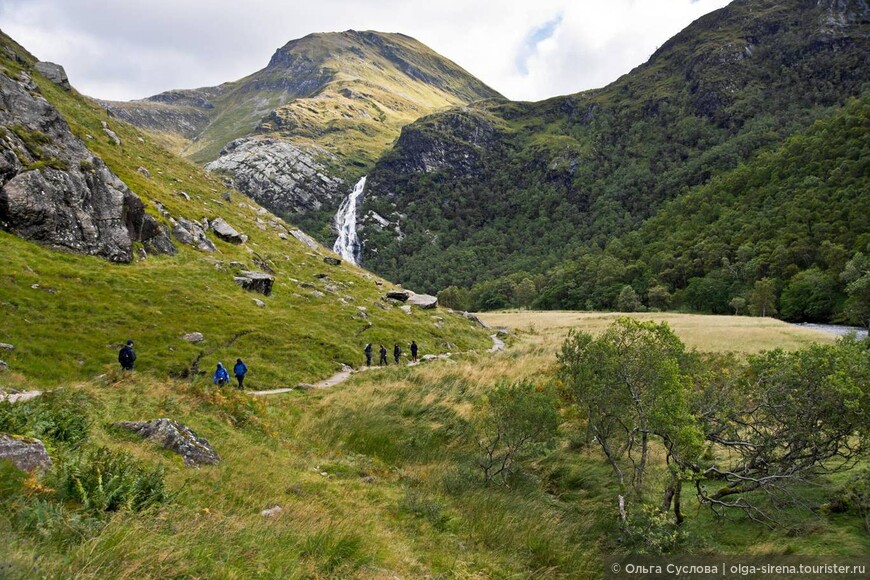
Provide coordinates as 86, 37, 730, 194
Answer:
211, 217, 244, 244
0, 360, 7, 371
172, 218, 215, 253
0, 434, 52, 472
0, 71, 160, 262
386, 290, 411, 302
137, 166, 151, 178
253, 298, 265, 308
323, 256, 341, 266
408, 293, 438, 309
461, 311, 490, 328
261, 505, 283, 517
34, 61, 70, 90
101, 121, 121, 146
0, 343, 13, 350
115, 418, 220, 467
182, 332, 204, 343
289, 229, 319, 250
234, 270, 274, 296
400, 305, 412, 314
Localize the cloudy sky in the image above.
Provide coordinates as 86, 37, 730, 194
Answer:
0, 0, 732, 102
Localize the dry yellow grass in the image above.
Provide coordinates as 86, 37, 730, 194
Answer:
478, 311, 836, 355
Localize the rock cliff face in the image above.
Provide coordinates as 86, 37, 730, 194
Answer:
205, 137, 345, 214
0, 63, 173, 261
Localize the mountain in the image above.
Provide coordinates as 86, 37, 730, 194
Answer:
0, 30, 489, 388
358, 0, 869, 314
103, 31, 501, 233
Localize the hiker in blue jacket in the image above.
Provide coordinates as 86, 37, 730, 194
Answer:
213, 362, 230, 386
233, 358, 248, 389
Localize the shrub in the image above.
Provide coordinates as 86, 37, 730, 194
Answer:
50, 447, 171, 515
472, 380, 559, 484
620, 502, 689, 554
0, 390, 92, 447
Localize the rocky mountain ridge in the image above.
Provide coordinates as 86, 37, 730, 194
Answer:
103, 31, 502, 225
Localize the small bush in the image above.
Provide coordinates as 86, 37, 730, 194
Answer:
301, 527, 370, 574
399, 488, 449, 531
50, 447, 171, 515
472, 380, 559, 484
0, 390, 92, 447
17, 499, 103, 547
620, 502, 689, 554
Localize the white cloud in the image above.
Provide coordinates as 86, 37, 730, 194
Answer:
0, 0, 732, 101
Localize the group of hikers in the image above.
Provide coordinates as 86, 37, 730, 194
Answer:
118, 340, 248, 389
364, 340, 418, 366
119, 337, 422, 388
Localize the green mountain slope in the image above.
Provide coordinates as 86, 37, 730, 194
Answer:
359, 0, 869, 310
104, 31, 502, 229
0, 31, 489, 390
535, 95, 870, 317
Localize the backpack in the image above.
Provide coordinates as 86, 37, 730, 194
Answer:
119, 346, 133, 365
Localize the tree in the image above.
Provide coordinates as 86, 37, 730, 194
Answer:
728, 296, 746, 315
841, 251, 870, 331
472, 381, 559, 485
616, 285, 642, 312
749, 277, 778, 317
647, 283, 672, 311
511, 278, 537, 309
694, 339, 869, 526
437, 285, 471, 311
779, 268, 839, 322
558, 319, 703, 524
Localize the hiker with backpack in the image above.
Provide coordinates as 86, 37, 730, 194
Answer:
213, 362, 230, 386
393, 343, 402, 364
410, 340, 418, 363
364, 343, 373, 366
118, 339, 136, 371
233, 358, 248, 389
379, 344, 388, 366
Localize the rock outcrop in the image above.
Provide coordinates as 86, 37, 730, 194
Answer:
205, 138, 345, 215
115, 418, 220, 467
234, 270, 275, 296
34, 61, 70, 90
210, 217, 244, 244
0, 434, 52, 472
0, 67, 174, 261
407, 293, 438, 309
170, 217, 215, 253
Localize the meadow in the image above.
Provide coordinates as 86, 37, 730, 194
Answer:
2, 311, 866, 578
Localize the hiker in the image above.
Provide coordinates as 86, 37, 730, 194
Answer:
364, 343, 373, 366
410, 340, 418, 363
233, 358, 248, 389
118, 339, 136, 371
379, 344, 388, 366
393, 343, 402, 364
213, 362, 230, 386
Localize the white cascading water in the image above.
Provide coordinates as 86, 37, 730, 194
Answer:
332, 175, 367, 265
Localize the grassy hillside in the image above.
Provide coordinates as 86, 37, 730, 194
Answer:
0, 34, 490, 392
2, 314, 866, 577
360, 0, 869, 313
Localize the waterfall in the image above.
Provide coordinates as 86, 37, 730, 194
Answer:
332, 176, 366, 265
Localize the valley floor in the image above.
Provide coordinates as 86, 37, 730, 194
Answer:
1, 312, 867, 578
